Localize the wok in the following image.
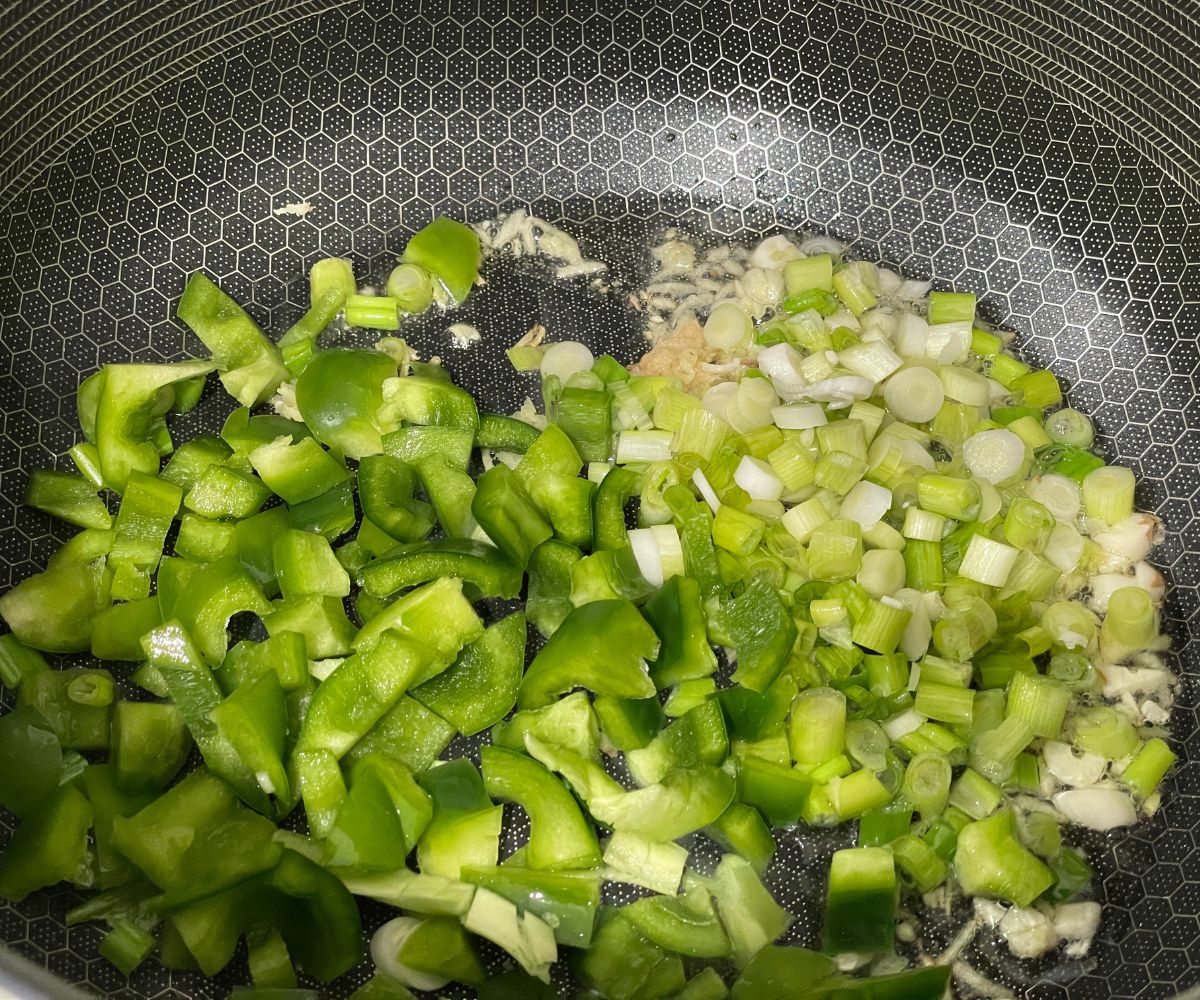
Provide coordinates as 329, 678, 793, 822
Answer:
0, 1, 1198, 997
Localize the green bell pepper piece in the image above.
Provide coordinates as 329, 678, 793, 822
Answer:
736, 757, 812, 828
524, 735, 625, 805
268, 849, 363, 982
707, 854, 792, 968
142, 621, 275, 814
644, 575, 718, 688
358, 453, 436, 542
111, 700, 192, 793
170, 556, 272, 665
221, 407, 312, 457
177, 272, 288, 406
349, 977, 417, 1000
526, 538, 582, 638
719, 577, 797, 692
249, 436, 349, 505
624, 878, 731, 958
349, 754, 433, 851
515, 424, 583, 483
90, 361, 216, 491
0, 633, 49, 690
278, 286, 346, 376
677, 967, 730, 1000
590, 768, 736, 842
358, 537, 522, 600
175, 512, 239, 562
343, 694, 455, 774
401, 216, 481, 306
461, 865, 600, 948
46, 528, 113, 570
518, 599, 659, 710
383, 423, 475, 472
90, 595, 162, 660
464, 886, 558, 984
492, 690, 601, 761
160, 434, 235, 492
184, 464, 272, 519
576, 910, 684, 1000
340, 868, 476, 917
0, 783, 93, 902
263, 595, 357, 659
288, 477, 357, 543
353, 575, 483, 665
211, 671, 291, 804
294, 348, 397, 459
355, 516, 402, 558
823, 847, 896, 955
718, 673, 798, 744
80, 764, 156, 890
730, 945, 837, 1000
293, 632, 434, 759
323, 762, 408, 871
471, 464, 553, 569
218, 631, 310, 694
553, 385, 613, 464
25, 469, 111, 529
413, 455, 477, 537
706, 803, 776, 875
570, 545, 654, 605
529, 473, 594, 549
167, 878, 264, 975
18, 667, 113, 750
396, 916, 487, 987
593, 694, 663, 752
380, 374, 480, 435
273, 528, 351, 598
0, 706, 66, 818
246, 923, 298, 989
592, 464, 639, 550
416, 765, 504, 879
476, 413, 541, 453
109, 471, 182, 599
481, 745, 602, 870
292, 748, 346, 839
68, 441, 105, 488
0, 556, 112, 652
625, 699, 728, 786
664, 484, 724, 601
412, 612, 525, 736
235, 506, 293, 594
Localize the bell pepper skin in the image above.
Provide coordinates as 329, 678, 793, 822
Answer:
625, 699, 728, 787
0, 634, 48, 690
221, 407, 312, 457
523, 735, 625, 806
210, 671, 291, 804
518, 599, 659, 710
294, 348, 397, 458
80, 764, 156, 890
91, 360, 216, 491
177, 272, 288, 407
111, 700, 192, 793
707, 854, 792, 968
481, 745, 603, 870
414, 456, 477, 538
624, 879, 732, 958
168, 878, 266, 976
169, 557, 272, 665
175, 513, 238, 562
590, 768, 736, 842
160, 434, 235, 492
268, 849, 363, 982
293, 631, 433, 759
461, 865, 600, 948
730, 945, 838, 1000
720, 577, 798, 693
359, 537, 523, 601
287, 477, 357, 540
664, 484, 725, 602
735, 757, 812, 828
396, 915, 487, 987
358, 454, 436, 542
278, 286, 346, 376
235, 506, 293, 595
183, 465, 272, 519
250, 436, 349, 506
577, 910, 685, 1000
383, 424, 475, 473
18, 667, 113, 750
273, 529, 351, 599
412, 612, 526, 736
343, 694, 455, 775
471, 464, 553, 569
353, 576, 483, 664
706, 803, 777, 876
109, 471, 183, 600
718, 673, 797, 744
476, 413, 541, 453
416, 759, 504, 879
349, 754, 433, 851
644, 575, 718, 688
292, 748, 346, 839
592, 465, 639, 551
526, 539, 582, 638
0, 556, 110, 653
553, 385, 613, 464
0, 783, 93, 902
25, 469, 112, 530
492, 690, 601, 761
401, 216, 481, 306
217, 631, 309, 694
323, 763, 409, 872
0, 706, 66, 818
593, 695, 663, 752
529, 473, 594, 549
381, 375, 480, 434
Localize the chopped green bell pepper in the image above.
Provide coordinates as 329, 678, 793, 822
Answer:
353, 576, 483, 666
111, 700, 192, 794
184, 465, 272, 519
492, 690, 601, 761
294, 348, 397, 458
416, 759, 504, 878
380, 375, 480, 434
589, 768, 735, 842
109, 471, 182, 599
358, 537, 522, 601
175, 513, 238, 562
414, 455, 477, 538
221, 407, 312, 457
344, 694, 455, 775
0, 556, 111, 653
515, 424, 584, 485
643, 575, 718, 688
624, 878, 731, 958
160, 434, 235, 492
177, 272, 288, 406
823, 847, 896, 955
170, 556, 272, 665
707, 854, 792, 967
18, 667, 113, 750
719, 577, 797, 692
476, 413, 541, 453
0, 633, 49, 689
401, 216, 481, 306
217, 631, 309, 694
592, 464, 639, 551
268, 848, 363, 982
593, 695, 663, 752
471, 464, 553, 568
706, 803, 776, 875
412, 612, 525, 736
211, 671, 291, 803
626, 699, 728, 786
518, 599, 659, 710
528, 472, 595, 549
383, 424, 475, 472
249, 436, 349, 505
263, 594, 357, 659
358, 454, 436, 542
25, 469, 111, 530
0, 783, 93, 902
273, 528, 351, 598
576, 910, 684, 1000
80, 765, 156, 890
287, 477, 356, 540
461, 865, 600, 948
396, 915, 487, 987
0, 705, 66, 818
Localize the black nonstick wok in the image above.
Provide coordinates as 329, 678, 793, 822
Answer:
1, 1, 1199, 997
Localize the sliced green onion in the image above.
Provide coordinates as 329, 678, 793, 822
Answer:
1005, 671, 1071, 739
653, 387, 701, 432
883, 367, 944, 423
914, 681, 974, 727
784, 254, 834, 294
1014, 369, 1062, 408
958, 535, 1019, 587
386, 262, 434, 312
901, 752, 952, 820
1071, 706, 1138, 760
953, 810, 1054, 906
815, 451, 868, 495
1082, 464, 1135, 524
615, 429, 674, 465
703, 302, 753, 352
1120, 738, 1176, 799
780, 496, 832, 544
947, 768, 1002, 820
916, 474, 980, 520
891, 834, 947, 892
711, 505, 766, 556
1099, 586, 1157, 660
988, 353, 1031, 388
1045, 407, 1095, 448
345, 294, 401, 330
789, 687, 847, 768
970, 716, 1035, 783
807, 519, 863, 582
828, 769, 892, 820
